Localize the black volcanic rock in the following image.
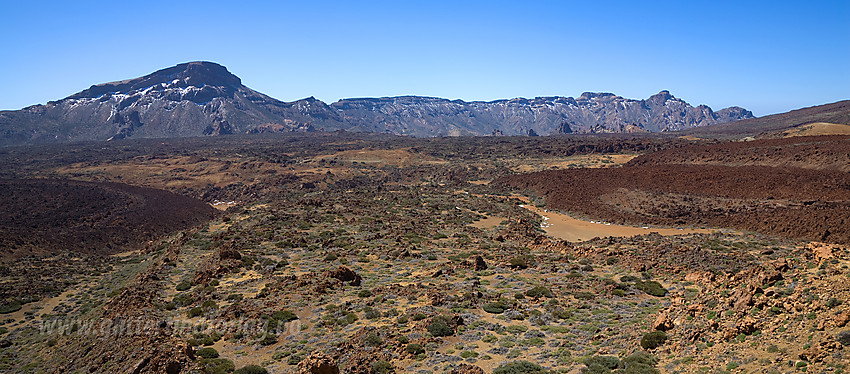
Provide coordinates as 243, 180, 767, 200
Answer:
0, 62, 755, 145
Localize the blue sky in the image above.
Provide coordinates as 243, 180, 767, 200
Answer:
0, 1, 847, 116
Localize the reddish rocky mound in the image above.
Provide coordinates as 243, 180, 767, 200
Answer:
496, 164, 850, 244
628, 135, 850, 172
0, 179, 218, 259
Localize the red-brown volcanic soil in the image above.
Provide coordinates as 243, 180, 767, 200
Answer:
0, 179, 218, 259
630, 135, 850, 172
496, 162, 850, 244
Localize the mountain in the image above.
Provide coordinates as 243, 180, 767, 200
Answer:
0, 62, 754, 145
0, 62, 346, 146
330, 91, 753, 137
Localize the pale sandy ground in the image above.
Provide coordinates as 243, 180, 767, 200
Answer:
521, 204, 714, 242
782, 122, 850, 137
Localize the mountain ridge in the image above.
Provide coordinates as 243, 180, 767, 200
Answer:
0, 61, 755, 145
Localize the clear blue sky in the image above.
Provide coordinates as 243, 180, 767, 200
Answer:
1, 0, 847, 116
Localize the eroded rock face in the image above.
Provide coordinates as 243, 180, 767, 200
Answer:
297, 351, 340, 374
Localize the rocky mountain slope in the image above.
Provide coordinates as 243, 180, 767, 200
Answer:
332, 92, 752, 137
0, 62, 346, 146
681, 99, 850, 139
0, 62, 754, 145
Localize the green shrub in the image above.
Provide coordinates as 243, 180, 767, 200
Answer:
826, 298, 842, 308
411, 312, 427, 321
634, 281, 668, 297
640, 331, 668, 350
258, 332, 278, 346
483, 300, 511, 314
508, 257, 530, 269
271, 310, 298, 322
620, 352, 659, 373
364, 307, 381, 320
371, 360, 393, 374
427, 317, 454, 337
196, 347, 219, 359
187, 307, 204, 318
358, 289, 373, 298
460, 350, 479, 358
493, 360, 548, 374
364, 332, 383, 347
525, 286, 554, 299
584, 356, 619, 370
234, 365, 269, 374
0, 302, 21, 314
406, 343, 425, 355
200, 358, 235, 374
176, 281, 193, 291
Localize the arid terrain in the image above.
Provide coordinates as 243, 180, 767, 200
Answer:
0, 132, 848, 374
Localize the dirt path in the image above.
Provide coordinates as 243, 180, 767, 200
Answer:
520, 204, 714, 241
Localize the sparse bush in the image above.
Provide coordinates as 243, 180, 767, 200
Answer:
364, 307, 381, 320
460, 350, 479, 358
406, 343, 425, 355
826, 298, 842, 308
271, 310, 298, 322
371, 360, 393, 374
493, 360, 548, 374
0, 302, 22, 314
427, 317, 454, 337
411, 312, 427, 321
258, 332, 278, 346
634, 281, 668, 297
584, 356, 619, 370
176, 281, 193, 291
508, 256, 530, 269
234, 365, 269, 374
525, 286, 554, 299
201, 358, 235, 374
364, 332, 383, 347
483, 300, 511, 314
640, 331, 667, 350
196, 347, 219, 359
620, 352, 659, 373
358, 289, 373, 298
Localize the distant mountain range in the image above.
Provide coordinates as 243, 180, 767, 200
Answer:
0, 61, 756, 145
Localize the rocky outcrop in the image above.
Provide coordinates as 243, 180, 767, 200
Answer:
297, 352, 340, 374
326, 266, 362, 286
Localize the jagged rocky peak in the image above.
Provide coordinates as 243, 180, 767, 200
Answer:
69, 61, 242, 99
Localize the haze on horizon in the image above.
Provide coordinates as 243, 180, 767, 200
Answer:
0, 0, 847, 117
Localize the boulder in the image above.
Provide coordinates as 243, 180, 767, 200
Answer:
327, 266, 362, 286
297, 352, 340, 374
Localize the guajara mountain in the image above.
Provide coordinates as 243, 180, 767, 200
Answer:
0, 61, 754, 145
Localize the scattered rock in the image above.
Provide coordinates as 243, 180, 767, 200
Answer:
450, 363, 485, 374
652, 312, 675, 331
297, 351, 340, 374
